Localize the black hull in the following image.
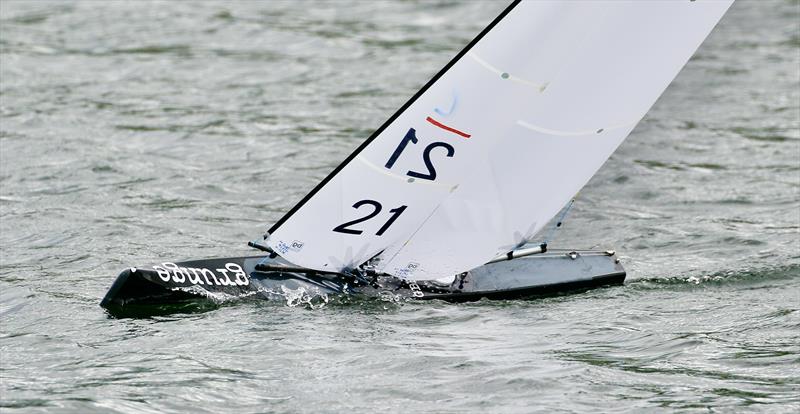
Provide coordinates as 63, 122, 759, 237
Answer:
101, 250, 625, 315
417, 271, 625, 302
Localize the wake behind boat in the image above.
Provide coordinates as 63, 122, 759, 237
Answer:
100, 0, 733, 314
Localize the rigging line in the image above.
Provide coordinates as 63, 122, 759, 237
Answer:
542, 197, 576, 246
266, 0, 522, 235
375, 180, 464, 276
375, 201, 446, 278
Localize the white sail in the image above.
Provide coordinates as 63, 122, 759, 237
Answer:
267, 0, 733, 279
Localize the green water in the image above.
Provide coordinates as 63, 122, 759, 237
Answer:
1, 1, 798, 412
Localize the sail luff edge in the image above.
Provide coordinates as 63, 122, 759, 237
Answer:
266, 0, 522, 235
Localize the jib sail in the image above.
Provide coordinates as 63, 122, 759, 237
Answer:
266, 0, 733, 279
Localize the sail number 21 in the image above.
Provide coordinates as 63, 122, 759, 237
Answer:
385, 128, 455, 181
333, 200, 407, 236
332, 126, 457, 236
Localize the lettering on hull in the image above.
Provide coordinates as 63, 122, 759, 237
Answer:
152, 263, 249, 286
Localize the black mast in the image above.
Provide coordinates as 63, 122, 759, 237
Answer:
267, 0, 521, 235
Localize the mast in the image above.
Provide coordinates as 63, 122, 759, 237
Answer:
267, 0, 521, 235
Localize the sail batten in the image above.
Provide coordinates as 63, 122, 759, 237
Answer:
266, 0, 734, 279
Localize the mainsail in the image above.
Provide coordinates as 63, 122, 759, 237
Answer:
266, 0, 733, 280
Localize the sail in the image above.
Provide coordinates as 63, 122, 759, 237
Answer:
266, 0, 733, 279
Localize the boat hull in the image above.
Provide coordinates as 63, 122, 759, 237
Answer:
100, 250, 625, 313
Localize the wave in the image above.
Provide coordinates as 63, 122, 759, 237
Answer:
627, 263, 800, 290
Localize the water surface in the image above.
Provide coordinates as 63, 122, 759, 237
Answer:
1, 1, 799, 413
